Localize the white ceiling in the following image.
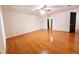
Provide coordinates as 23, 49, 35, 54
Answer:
2, 5, 37, 14
2, 5, 79, 16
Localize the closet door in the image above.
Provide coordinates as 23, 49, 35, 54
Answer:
69, 12, 76, 33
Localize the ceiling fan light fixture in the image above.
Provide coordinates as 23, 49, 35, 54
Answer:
39, 10, 45, 15
37, 5, 44, 9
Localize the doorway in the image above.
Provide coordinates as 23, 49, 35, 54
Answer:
69, 12, 76, 33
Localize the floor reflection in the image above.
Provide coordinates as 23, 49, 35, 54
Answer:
68, 33, 75, 53
47, 29, 76, 53
47, 29, 53, 42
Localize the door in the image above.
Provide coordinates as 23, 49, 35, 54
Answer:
69, 12, 76, 33
47, 18, 53, 30
47, 18, 50, 29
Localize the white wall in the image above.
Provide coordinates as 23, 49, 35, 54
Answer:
0, 6, 6, 53
76, 13, 79, 31
3, 10, 44, 38
52, 11, 70, 32
0, 15, 3, 53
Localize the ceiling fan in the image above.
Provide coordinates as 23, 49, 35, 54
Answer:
35, 5, 52, 14
31, 5, 53, 16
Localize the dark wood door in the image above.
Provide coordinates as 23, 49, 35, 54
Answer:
47, 18, 53, 29
69, 12, 76, 33
47, 18, 49, 29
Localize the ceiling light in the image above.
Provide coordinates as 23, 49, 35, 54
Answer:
37, 5, 44, 9
40, 10, 45, 15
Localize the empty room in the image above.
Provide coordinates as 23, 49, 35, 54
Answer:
0, 5, 79, 54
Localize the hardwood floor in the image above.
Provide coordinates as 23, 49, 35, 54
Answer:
6, 29, 79, 54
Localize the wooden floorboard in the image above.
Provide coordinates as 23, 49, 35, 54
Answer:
6, 29, 79, 54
